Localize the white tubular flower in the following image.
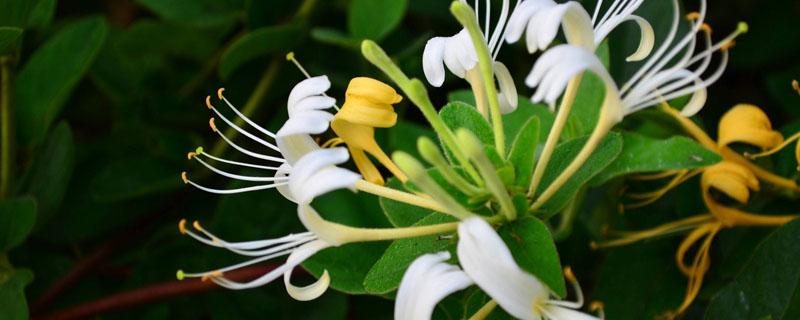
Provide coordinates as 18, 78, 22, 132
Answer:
182, 76, 337, 202
458, 218, 598, 320
394, 218, 598, 320
177, 148, 361, 301
526, 0, 747, 118
394, 252, 474, 320
505, 0, 653, 61
422, 0, 519, 113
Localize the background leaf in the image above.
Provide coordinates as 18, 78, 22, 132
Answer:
0, 197, 36, 251
135, 0, 244, 27
0, 269, 34, 320
219, 22, 305, 79
347, 0, 408, 41
0, 27, 22, 55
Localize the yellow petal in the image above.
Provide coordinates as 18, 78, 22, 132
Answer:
717, 104, 784, 150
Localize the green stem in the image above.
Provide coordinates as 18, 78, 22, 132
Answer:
553, 187, 586, 241
457, 129, 516, 221
451, 1, 505, 156
0, 57, 12, 199
360, 40, 483, 185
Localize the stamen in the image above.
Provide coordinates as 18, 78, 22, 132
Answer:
196, 150, 282, 171
215, 88, 277, 139
178, 219, 188, 235
176, 269, 185, 280
547, 266, 585, 309
217, 88, 225, 100
747, 132, 800, 159
210, 124, 286, 163
207, 97, 282, 153
592, 215, 713, 249
201, 270, 224, 282
793, 80, 800, 95
181, 172, 189, 184
187, 151, 197, 160
209, 118, 218, 132
285, 52, 339, 111
320, 137, 345, 148
686, 12, 701, 21
590, 301, 606, 319
192, 155, 287, 182
182, 172, 288, 194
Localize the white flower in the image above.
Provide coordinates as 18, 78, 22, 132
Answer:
182, 75, 337, 202
422, 0, 518, 113
505, 0, 654, 61
526, 0, 746, 118
395, 218, 597, 320
177, 147, 361, 300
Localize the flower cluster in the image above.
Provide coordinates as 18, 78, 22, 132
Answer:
176, 0, 798, 319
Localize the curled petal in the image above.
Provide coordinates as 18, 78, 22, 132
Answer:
526, 45, 617, 106
283, 240, 332, 301
493, 61, 518, 114
287, 76, 332, 109
278, 111, 334, 137
423, 37, 447, 87
621, 15, 655, 62
275, 163, 295, 202
395, 252, 473, 320
718, 104, 784, 150
442, 29, 478, 79
289, 148, 360, 204
505, 0, 557, 44
289, 96, 337, 116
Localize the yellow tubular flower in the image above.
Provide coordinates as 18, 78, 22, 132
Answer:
717, 104, 784, 150
331, 77, 408, 185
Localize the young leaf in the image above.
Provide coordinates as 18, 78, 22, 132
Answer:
347, 0, 408, 41
704, 218, 800, 320
498, 216, 566, 297
0, 197, 36, 251
15, 17, 108, 146
363, 213, 457, 294
535, 132, 623, 216
379, 178, 433, 227
440, 101, 494, 146
508, 117, 540, 188
449, 89, 555, 143
218, 22, 305, 79
0, 269, 34, 320
590, 132, 722, 186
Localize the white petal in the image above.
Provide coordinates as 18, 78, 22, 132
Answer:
622, 15, 655, 62
494, 61, 518, 114
504, 0, 556, 44
288, 147, 360, 204
423, 37, 447, 87
536, 3, 594, 52
457, 218, 548, 320
442, 29, 478, 79
276, 134, 320, 165
287, 76, 331, 110
543, 305, 600, 320
525, 45, 616, 106
276, 110, 333, 137
297, 204, 352, 246
679, 86, 707, 117
283, 240, 332, 301
275, 163, 295, 202
395, 252, 474, 320
289, 96, 336, 116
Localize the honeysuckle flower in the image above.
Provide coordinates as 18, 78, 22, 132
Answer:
330, 77, 408, 185
505, 0, 653, 61
182, 75, 336, 202
395, 218, 599, 320
527, 0, 749, 209
717, 104, 784, 151
423, 0, 518, 114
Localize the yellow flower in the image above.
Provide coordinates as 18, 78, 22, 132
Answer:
331, 77, 408, 185
717, 104, 784, 151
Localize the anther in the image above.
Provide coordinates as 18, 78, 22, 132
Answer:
286, 51, 311, 78
178, 219, 188, 234
193, 220, 203, 231
686, 12, 701, 21
564, 266, 577, 283
176, 270, 185, 281
196, 146, 204, 155
286, 51, 295, 61
205, 96, 213, 109
187, 151, 196, 160
181, 172, 189, 184
590, 301, 604, 311
792, 80, 799, 95
217, 88, 225, 100
209, 118, 218, 132
201, 270, 223, 282
721, 40, 736, 51
700, 23, 712, 34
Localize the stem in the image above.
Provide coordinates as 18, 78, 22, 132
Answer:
355, 180, 447, 213
451, 2, 505, 155
0, 57, 12, 198
361, 41, 483, 185
34, 265, 283, 320
528, 76, 583, 197
393, 151, 475, 220
457, 129, 516, 221
531, 113, 615, 211
468, 300, 498, 320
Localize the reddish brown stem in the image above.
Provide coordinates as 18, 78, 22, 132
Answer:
34, 265, 284, 320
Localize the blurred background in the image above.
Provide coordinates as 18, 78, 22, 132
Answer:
0, 0, 798, 319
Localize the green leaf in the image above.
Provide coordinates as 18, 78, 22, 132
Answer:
535, 132, 623, 216
135, 0, 244, 27
219, 22, 305, 79
498, 216, 566, 297
590, 132, 722, 186
15, 17, 108, 146
704, 218, 800, 320
0, 0, 42, 27
0, 269, 33, 320
508, 117, 540, 188
348, 0, 408, 41
22, 122, 74, 227
363, 213, 457, 294
0, 197, 36, 251
440, 101, 494, 146
89, 156, 181, 202
0, 27, 23, 55
25, 0, 56, 29
594, 241, 684, 320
